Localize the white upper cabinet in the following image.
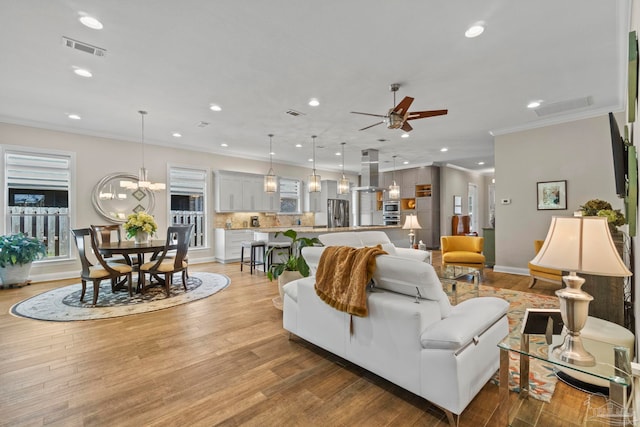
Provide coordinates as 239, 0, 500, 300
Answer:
215, 171, 280, 212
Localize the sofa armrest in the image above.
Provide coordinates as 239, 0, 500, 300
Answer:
394, 247, 431, 263
420, 297, 508, 350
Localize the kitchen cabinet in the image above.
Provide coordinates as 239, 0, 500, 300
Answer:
215, 170, 280, 213
305, 179, 348, 216
214, 228, 255, 263
414, 166, 440, 249
400, 168, 417, 198
482, 227, 495, 267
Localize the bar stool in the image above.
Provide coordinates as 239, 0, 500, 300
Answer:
266, 241, 293, 271
240, 240, 266, 274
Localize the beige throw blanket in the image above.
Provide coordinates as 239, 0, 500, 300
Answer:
314, 245, 387, 317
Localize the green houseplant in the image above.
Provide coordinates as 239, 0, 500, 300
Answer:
0, 233, 47, 286
580, 199, 626, 232
266, 229, 321, 305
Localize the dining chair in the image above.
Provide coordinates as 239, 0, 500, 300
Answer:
90, 224, 135, 266
71, 228, 134, 305
139, 224, 194, 297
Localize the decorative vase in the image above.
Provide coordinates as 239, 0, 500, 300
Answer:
0, 262, 32, 287
134, 231, 149, 245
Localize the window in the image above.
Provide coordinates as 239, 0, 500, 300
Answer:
3, 148, 73, 260
169, 166, 207, 247
279, 178, 301, 214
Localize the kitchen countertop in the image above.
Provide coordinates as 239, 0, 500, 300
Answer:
218, 225, 401, 233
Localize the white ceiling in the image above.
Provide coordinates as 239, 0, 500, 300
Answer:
0, 0, 631, 175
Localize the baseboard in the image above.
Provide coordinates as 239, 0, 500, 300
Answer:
493, 265, 529, 276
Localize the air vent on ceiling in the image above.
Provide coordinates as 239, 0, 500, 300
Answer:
285, 109, 305, 117
196, 121, 210, 128
62, 36, 106, 57
534, 96, 593, 117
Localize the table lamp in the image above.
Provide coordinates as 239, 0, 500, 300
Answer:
529, 216, 631, 366
402, 214, 421, 247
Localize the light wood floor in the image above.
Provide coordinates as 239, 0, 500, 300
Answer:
0, 253, 606, 427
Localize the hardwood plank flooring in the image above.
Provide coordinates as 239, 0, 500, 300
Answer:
0, 253, 606, 426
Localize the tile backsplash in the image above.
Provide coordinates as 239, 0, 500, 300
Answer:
215, 212, 314, 229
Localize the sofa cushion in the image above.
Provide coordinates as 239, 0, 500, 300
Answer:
442, 251, 485, 264
357, 231, 391, 246
372, 255, 451, 317
318, 232, 363, 247
419, 297, 508, 350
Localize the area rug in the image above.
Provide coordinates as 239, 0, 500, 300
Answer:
454, 282, 560, 403
10, 272, 230, 322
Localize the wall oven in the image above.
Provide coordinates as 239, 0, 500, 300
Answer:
382, 201, 400, 226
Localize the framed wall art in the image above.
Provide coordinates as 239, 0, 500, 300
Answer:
537, 180, 567, 210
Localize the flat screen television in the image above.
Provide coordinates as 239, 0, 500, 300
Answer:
609, 112, 628, 198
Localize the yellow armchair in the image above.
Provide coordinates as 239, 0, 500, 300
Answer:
440, 235, 486, 271
528, 239, 563, 288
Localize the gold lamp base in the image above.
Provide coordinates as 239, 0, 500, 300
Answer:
553, 273, 596, 367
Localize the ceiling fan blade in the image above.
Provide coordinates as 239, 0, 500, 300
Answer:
351, 111, 387, 118
359, 121, 384, 131
407, 109, 448, 120
392, 96, 415, 115
401, 121, 413, 132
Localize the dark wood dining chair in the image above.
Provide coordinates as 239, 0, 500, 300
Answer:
71, 228, 134, 305
139, 224, 194, 297
90, 224, 135, 266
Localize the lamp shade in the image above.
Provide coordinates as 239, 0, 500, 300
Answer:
402, 214, 422, 230
530, 216, 631, 277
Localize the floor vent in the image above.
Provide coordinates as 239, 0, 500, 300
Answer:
62, 36, 106, 57
534, 96, 593, 117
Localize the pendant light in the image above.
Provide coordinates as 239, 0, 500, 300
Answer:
264, 133, 278, 193
120, 110, 166, 191
308, 135, 321, 192
389, 155, 400, 200
338, 142, 350, 195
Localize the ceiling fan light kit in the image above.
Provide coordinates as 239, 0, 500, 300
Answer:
351, 83, 448, 132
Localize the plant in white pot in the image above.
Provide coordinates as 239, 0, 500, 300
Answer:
266, 229, 321, 306
0, 233, 47, 287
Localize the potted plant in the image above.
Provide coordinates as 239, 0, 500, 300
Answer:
580, 199, 626, 232
266, 229, 321, 303
123, 211, 158, 244
0, 233, 47, 286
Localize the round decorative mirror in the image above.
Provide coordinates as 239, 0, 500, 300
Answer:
92, 172, 156, 223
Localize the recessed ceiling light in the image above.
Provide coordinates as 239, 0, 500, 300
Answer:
308, 98, 320, 107
401, 133, 410, 138
308, 158, 313, 162
336, 151, 341, 156
295, 143, 302, 148
172, 132, 182, 138
403, 161, 409, 165
210, 104, 222, 112
220, 143, 228, 147
465, 23, 485, 38
73, 68, 92, 77
67, 113, 81, 120
527, 100, 542, 109
440, 147, 448, 152
478, 161, 485, 165
270, 151, 275, 156
79, 15, 103, 30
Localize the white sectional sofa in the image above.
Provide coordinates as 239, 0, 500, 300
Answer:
317, 230, 430, 263
282, 243, 509, 425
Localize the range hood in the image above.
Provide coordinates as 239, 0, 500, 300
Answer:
352, 148, 387, 193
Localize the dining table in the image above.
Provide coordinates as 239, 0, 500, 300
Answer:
98, 239, 167, 291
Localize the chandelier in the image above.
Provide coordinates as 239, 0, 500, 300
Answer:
338, 142, 350, 195
308, 135, 321, 192
389, 155, 400, 200
120, 110, 166, 191
264, 134, 278, 193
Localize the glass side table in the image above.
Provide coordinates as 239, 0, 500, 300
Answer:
438, 265, 480, 304
497, 333, 633, 426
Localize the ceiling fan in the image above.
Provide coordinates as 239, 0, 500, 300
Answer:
351, 83, 448, 132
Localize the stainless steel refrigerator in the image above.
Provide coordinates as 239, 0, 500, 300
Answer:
327, 199, 349, 228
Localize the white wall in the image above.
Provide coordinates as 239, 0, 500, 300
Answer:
494, 114, 624, 275
439, 166, 490, 236
0, 122, 356, 281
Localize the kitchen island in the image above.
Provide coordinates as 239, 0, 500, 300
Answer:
214, 225, 406, 264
